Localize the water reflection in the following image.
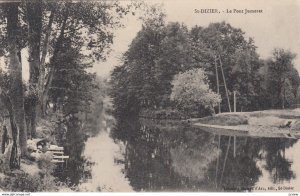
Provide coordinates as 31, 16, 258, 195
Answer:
79, 131, 132, 191
112, 118, 299, 192
263, 138, 296, 184
54, 118, 91, 186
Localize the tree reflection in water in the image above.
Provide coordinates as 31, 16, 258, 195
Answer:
54, 116, 91, 186
111, 118, 299, 192
217, 137, 263, 191
170, 130, 219, 181
263, 138, 297, 184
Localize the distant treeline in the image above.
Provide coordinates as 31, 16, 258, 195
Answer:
110, 17, 300, 118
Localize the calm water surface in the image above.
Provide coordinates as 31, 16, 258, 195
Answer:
70, 118, 300, 192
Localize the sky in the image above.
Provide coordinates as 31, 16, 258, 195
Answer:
92, 0, 300, 77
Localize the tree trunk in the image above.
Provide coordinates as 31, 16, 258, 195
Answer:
8, 105, 21, 169
42, 67, 54, 116
0, 93, 20, 169
6, 3, 28, 157
38, 9, 55, 117
41, 7, 69, 116
26, 0, 43, 138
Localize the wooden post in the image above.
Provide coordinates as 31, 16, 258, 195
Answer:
214, 56, 221, 113
233, 91, 236, 113
219, 56, 231, 112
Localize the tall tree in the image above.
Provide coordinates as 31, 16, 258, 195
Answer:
0, 1, 138, 167
5, 2, 27, 158
264, 49, 298, 108
2, 0, 135, 138
25, 0, 43, 138
111, 22, 194, 115
190, 22, 262, 112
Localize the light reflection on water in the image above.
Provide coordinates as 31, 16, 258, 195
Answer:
79, 130, 133, 192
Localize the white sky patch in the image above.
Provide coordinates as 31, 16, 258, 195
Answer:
0, 49, 30, 83
21, 48, 30, 83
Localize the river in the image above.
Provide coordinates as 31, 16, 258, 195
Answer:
74, 118, 300, 192
79, 129, 133, 191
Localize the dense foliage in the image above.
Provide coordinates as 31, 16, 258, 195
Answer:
262, 49, 299, 109
111, 19, 300, 118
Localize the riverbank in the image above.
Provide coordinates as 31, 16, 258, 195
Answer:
0, 117, 73, 192
0, 156, 73, 192
190, 108, 300, 138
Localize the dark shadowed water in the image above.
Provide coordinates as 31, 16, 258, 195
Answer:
61, 117, 300, 192
109, 118, 300, 192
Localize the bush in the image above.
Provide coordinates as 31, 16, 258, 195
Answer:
0, 154, 59, 192
171, 68, 221, 115
37, 153, 55, 174
1, 172, 58, 192
139, 108, 186, 120
198, 114, 249, 126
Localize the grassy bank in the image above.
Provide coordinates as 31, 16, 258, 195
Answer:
191, 108, 300, 130
0, 155, 73, 192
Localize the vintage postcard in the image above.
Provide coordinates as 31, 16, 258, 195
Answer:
0, 0, 299, 194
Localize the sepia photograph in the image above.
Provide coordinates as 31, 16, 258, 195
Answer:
0, 0, 300, 193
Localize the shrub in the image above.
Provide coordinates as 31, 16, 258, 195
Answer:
198, 114, 249, 126
1, 172, 58, 192
37, 153, 55, 174
171, 68, 221, 115
139, 108, 186, 119
0, 153, 60, 192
